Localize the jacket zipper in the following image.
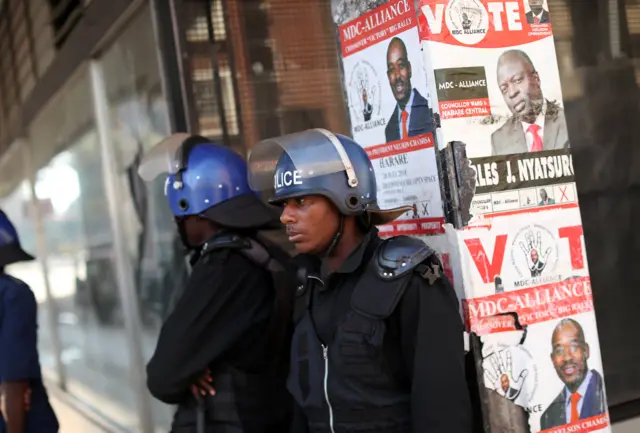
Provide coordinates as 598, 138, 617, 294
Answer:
322, 344, 336, 433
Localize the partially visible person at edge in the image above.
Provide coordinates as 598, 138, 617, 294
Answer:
247, 129, 472, 433
0, 210, 59, 433
140, 134, 294, 433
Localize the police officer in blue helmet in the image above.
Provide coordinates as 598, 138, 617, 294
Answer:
140, 134, 294, 433
248, 129, 472, 433
0, 210, 59, 433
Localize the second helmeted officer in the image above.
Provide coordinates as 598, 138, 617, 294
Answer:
247, 129, 472, 433
140, 134, 294, 433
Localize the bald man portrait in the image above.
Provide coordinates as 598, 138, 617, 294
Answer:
491, 49, 569, 156
526, 0, 551, 24
384, 37, 433, 143
540, 318, 606, 430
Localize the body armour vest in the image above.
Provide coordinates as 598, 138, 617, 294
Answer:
172, 232, 293, 433
288, 235, 434, 433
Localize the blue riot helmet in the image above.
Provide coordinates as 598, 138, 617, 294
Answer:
138, 133, 279, 232
0, 209, 35, 267
247, 128, 413, 226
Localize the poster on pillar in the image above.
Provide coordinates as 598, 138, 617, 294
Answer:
335, 0, 445, 237
417, 0, 568, 159
452, 207, 611, 433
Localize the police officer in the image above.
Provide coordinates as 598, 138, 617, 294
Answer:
247, 129, 472, 433
0, 210, 59, 433
140, 134, 294, 433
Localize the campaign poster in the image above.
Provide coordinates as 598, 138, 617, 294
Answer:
418, 0, 568, 159
468, 148, 578, 223
450, 208, 611, 433
337, 0, 446, 237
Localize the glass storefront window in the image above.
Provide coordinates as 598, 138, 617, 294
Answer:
100, 4, 178, 430
28, 67, 141, 429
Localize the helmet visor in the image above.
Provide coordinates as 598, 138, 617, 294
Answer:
247, 129, 358, 192
137, 133, 211, 181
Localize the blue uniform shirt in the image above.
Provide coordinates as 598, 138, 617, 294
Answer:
0, 273, 58, 433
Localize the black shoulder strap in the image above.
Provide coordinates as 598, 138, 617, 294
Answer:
200, 232, 249, 255
351, 259, 412, 319
236, 237, 294, 365
352, 235, 436, 319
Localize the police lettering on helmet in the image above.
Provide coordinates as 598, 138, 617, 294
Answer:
248, 128, 412, 255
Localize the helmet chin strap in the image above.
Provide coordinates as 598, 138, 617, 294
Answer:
320, 215, 344, 259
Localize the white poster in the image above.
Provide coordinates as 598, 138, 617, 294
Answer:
338, 0, 445, 236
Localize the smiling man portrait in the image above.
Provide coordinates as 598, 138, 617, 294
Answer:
491, 49, 569, 156
540, 318, 606, 429
384, 36, 433, 142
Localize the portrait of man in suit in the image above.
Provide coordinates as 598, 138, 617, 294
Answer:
526, 0, 551, 24
384, 37, 433, 143
491, 49, 569, 156
538, 188, 555, 206
540, 319, 606, 430
362, 88, 373, 121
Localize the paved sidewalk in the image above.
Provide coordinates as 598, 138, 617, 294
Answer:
49, 394, 108, 433
45, 378, 121, 433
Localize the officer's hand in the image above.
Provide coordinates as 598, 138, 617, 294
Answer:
24, 388, 31, 412
190, 369, 216, 397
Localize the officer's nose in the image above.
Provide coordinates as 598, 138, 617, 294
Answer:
280, 202, 297, 225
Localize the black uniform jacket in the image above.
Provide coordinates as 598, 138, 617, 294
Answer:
291, 229, 472, 433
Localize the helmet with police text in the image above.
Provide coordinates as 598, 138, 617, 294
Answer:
0, 210, 35, 267
138, 133, 279, 229
247, 128, 412, 225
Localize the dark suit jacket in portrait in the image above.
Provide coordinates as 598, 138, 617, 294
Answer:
526, 9, 551, 24
490, 102, 569, 156
540, 370, 606, 430
385, 88, 434, 142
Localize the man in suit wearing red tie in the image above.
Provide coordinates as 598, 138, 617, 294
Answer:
540, 319, 606, 430
491, 49, 569, 156
384, 37, 433, 143
526, 0, 551, 24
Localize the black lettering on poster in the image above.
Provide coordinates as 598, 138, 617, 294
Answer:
470, 149, 575, 194
434, 66, 489, 102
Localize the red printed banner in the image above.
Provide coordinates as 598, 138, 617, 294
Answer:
339, 0, 416, 57
365, 133, 434, 159
379, 217, 445, 237
540, 414, 610, 433
463, 276, 594, 334
439, 98, 491, 119
418, 0, 553, 47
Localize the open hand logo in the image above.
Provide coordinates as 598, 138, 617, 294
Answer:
485, 348, 529, 402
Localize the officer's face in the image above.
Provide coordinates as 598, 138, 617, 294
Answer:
280, 195, 341, 254
531, 249, 539, 263
176, 215, 214, 248
551, 323, 590, 391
